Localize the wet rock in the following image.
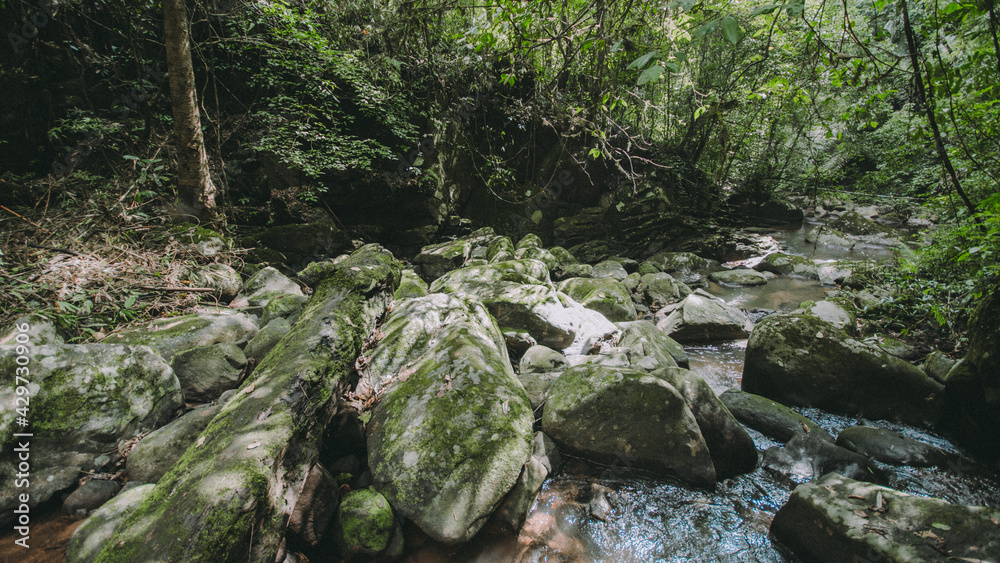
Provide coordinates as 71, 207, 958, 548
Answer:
616, 320, 687, 370
104, 311, 258, 362
835, 426, 946, 467
169, 343, 246, 403
557, 277, 636, 322
816, 260, 861, 286
65, 483, 156, 563
366, 313, 534, 544
656, 291, 754, 342
651, 368, 758, 479
243, 317, 292, 363
127, 403, 223, 484
0, 344, 182, 525
743, 313, 943, 427
709, 268, 768, 286
719, 389, 834, 443
639, 272, 691, 306
772, 473, 1000, 563
805, 225, 858, 248
753, 252, 819, 279
587, 483, 614, 521
229, 266, 303, 311
332, 489, 404, 562
63, 480, 121, 519
488, 452, 549, 533
542, 364, 717, 487
714, 231, 781, 261
763, 432, 885, 484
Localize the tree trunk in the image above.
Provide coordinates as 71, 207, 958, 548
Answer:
163, 0, 221, 226
900, 0, 979, 221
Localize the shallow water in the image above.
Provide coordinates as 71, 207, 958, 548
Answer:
767, 221, 898, 263
685, 339, 747, 395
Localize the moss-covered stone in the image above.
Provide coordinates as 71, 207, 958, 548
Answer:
557, 277, 636, 322
772, 473, 1000, 562
0, 314, 64, 346
184, 263, 243, 302
515, 233, 543, 250
66, 483, 156, 563
709, 268, 769, 286
754, 252, 819, 279
591, 260, 629, 281
93, 245, 400, 563
640, 272, 691, 306
332, 489, 403, 562
104, 311, 258, 362
169, 223, 234, 257
542, 364, 716, 487
127, 404, 223, 483
835, 426, 945, 467
243, 318, 291, 363
743, 313, 943, 427
616, 320, 686, 370
719, 389, 833, 443
169, 343, 246, 403
393, 269, 429, 300
486, 236, 515, 263
656, 291, 753, 342
429, 258, 551, 293
231, 266, 303, 311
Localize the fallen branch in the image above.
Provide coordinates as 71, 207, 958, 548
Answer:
134, 285, 216, 292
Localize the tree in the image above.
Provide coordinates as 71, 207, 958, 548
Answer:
163, 0, 221, 226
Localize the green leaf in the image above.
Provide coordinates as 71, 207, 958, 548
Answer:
721, 16, 742, 45
694, 19, 720, 39
637, 65, 665, 85
123, 155, 140, 160
751, 4, 781, 16
628, 50, 660, 70
786, 0, 805, 17
932, 523, 951, 531
664, 61, 681, 73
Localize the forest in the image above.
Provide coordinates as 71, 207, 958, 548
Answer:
1, 0, 1000, 561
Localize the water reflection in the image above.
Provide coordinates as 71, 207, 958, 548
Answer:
767, 222, 898, 263
705, 279, 830, 313
686, 340, 747, 395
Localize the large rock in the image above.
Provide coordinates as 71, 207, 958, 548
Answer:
243, 317, 292, 363
743, 313, 943, 427
127, 404, 223, 484
394, 269, 429, 300
366, 311, 534, 544
94, 244, 400, 562
414, 228, 496, 281
772, 473, 1000, 563
332, 489, 404, 562
66, 483, 156, 563
835, 426, 945, 467
656, 291, 754, 342
429, 258, 552, 291
104, 311, 258, 362
651, 367, 758, 479
795, 299, 857, 335
229, 266, 304, 310
542, 364, 717, 487
763, 432, 885, 484
557, 277, 636, 322
0, 344, 183, 525
719, 389, 833, 443
708, 268, 768, 286
63, 479, 121, 519
639, 272, 691, 306
753, 252, 819, 279
615, 320, 687, 370
168, 344, 247, 403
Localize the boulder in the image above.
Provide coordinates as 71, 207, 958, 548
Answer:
542, 364, 717, 487
0, 344, 183, 525
816, 260, 859, 286
287, 463, 339, 547
656, 291, 754, 342
794, 299, 857, 335
708, 268, 768, 286
519, 345, 569, 375
488, 442, 550, 533
127, 403, 223, 483
865, 334, 920, 362
94, 244, 400, 562
414, 228, 496, 281
66, 483, 156, 563
260, 293, 309, 326
230, 266, 304, 310
555, 263, 593, 280
831, 210, 895, 236
835, 426, 945, 467
429, 259, 552, 291
332, 489, 404, 562
743, 313, 943, 427
169, 344, 247, 403
0, 314, 64, 345
367, 317, 534, 544
591, 260, 629, 280
650, 367, 758, 479
104, 311, 258, 362
772, 473, 1000, 563
639, 272, 691, 306
763, 432, 885, 484
753, 252, 819, 279
516, 233, 543, 249
170, 224, 233, 258
63, 479, 121, 519
557, 277, 636, 322
393, 269, 429, 300
719, 389, 833, 443
921, 350, 956, 384
515, 246, 562, 272
615, 320, 687, 370
184, 263, 242, 302
243, 317, 292, 363
486, 236, 515, 262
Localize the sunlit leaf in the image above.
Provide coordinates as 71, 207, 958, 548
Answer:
637, 65, 665, 85
721, 16, 742, 45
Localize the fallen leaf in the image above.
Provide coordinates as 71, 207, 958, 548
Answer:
853, 510, 869, 518
931, 523, 951, 531
398, 364, 415, 382
848, 494, 867, 500
802, 423, 811, 433
501, 400, 510, 414
816, 332, 824, 338
258, 408, 272, 421
247, 440, 261, 450
196, 436, 205, 448
350, 267, 361, 271
992, 517, 999, 525
914, 530, 940, 540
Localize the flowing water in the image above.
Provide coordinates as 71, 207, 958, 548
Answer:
425, 219, 1000, 563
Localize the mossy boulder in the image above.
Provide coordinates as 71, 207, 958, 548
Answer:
169, 343, 246, 403
94, 244, 400, 563
487, 433, 553, 534
393, 269, 428, 300
615, 320, 687, 370
557, 277, 636, 322
246, 222, 352, 270
640, 272, 691, 306
0, 344, 183, 525
260, 293, 309, 326
591, 260, 629, 281
515, 232, 543, 250
542, 364, 717, 487
127, 404, 223, 484
429, 259, 552, 292
0, 314, 64, 346
921, 350, 956, 384
708, 268, 769, 286
794, 299, 857, 335
519, 345, 569, 375
753, 252, 819, 279
104, 311, 258, 362
515, 246, 561, 272
554, 263, 593, 280
367, 319, 534, 544
66, 483, 156, 563
243, 318, 291, 363
414, 228, 496, 282
805, 225, 860, 248
169, 224, 233, 257
835, 426, 945, 467
646, 252, 719, 284
332, 488, 403, 562
656, 291, 754, 342
719, 389, 833, 443
830, 210, 894, 236
230, 266, 304, 310
743, 313, 943, 427
772, 473, 1000, 563
486, 236, 515, 262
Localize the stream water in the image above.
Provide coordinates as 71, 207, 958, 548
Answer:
409, 221, 1000, 563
